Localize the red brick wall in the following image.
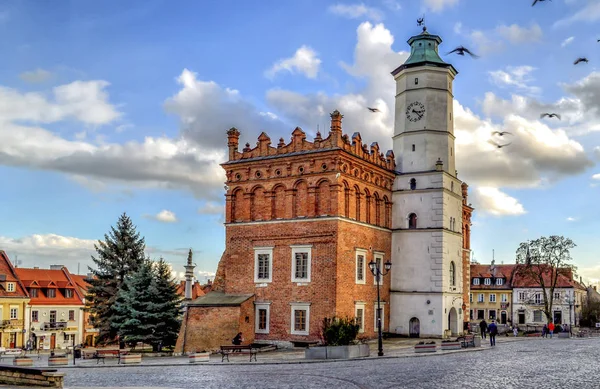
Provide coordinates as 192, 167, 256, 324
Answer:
175, 306, 243, 353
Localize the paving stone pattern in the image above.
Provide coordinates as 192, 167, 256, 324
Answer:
60, 338, 600, 389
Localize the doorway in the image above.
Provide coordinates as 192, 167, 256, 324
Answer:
50, 334, 56, 349
9, 333, 16, 348
448, 308, 458, 335
553, 311, 562, 325
501, 311, 507, 325
409, 317, 420, 338
518, 311, 525, 325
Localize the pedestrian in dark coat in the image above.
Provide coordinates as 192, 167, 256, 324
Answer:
479, 319, 488, 339
488, 320, 498, 346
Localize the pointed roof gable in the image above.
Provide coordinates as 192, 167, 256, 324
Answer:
0, 251, 29, 298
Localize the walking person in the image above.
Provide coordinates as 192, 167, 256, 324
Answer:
488, 320, 498, 347
542, 324, 548, 338
548, 322, 555, 338
513, 325, 518, 337
479, 319, 488, 340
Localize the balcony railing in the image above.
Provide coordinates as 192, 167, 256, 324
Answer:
41, 321, 68, 331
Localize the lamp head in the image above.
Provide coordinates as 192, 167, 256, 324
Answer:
384, 261, 392, 271
368, 260, 376, 274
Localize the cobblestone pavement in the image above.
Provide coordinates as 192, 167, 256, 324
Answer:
55, 337, 600, 389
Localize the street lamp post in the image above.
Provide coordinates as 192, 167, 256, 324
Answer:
369, 259, 392, 357
565, 291, 575, 337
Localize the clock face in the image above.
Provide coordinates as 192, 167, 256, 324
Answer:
406, 101, 425, 122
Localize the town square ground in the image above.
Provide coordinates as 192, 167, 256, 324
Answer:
36, 337, 600, 388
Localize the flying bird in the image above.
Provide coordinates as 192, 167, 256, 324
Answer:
446, 46, 479, 58
417, 17, 424, 26
488, 140, 512, 149
540, 113, 561, 120
492, 131, 512, 137
367, 107, 380, 113
574, 57, 589, 65
532, 0, 551, 6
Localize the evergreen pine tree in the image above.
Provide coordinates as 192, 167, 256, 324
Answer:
112, 259, 159, 347
152, 258, 183, 351
86, 212, 146, 343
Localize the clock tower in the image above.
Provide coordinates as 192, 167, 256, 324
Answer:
389, 27, 465, 338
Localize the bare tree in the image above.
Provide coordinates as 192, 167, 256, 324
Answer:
515, 236, 576, 324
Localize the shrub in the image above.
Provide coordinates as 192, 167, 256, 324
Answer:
321, 317, 360, 346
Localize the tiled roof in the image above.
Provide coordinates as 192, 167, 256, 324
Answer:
470, 264, 517, 290
176, 280, 205, 300
0, 251, 29, 298
512, 266, 584, 289
14, 267, 84, 306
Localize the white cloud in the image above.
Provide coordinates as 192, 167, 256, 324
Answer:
496, 23, 543, 44
592, 173, 600, 180
19, 68, 53, 84
264, 46, 322, 80
566, 217, 577, 222
423, 0, 459, 12
198, 201, 224, 215
488, 66, 541, 95
554, 2, 600, 27
561, 36, 575, 47
470, 187, 526, 216
146, 209, 178, 223
328, 3, 384, 21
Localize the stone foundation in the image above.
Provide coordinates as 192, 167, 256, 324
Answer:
0, 366, 65, 388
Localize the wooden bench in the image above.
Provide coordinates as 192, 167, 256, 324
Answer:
220, 345, 257, 362
291, 340, 319, 348
457, 334, 475, 348
93, 349, 129, 364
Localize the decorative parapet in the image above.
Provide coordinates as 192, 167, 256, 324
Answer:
223, 110, 396, 172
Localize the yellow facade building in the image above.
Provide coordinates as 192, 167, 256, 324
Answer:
0, 251, 30, 348
469, 263, 516, 326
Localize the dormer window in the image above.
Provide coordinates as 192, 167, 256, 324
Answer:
473, 278, 480, 285
6, 282, 14, 292
496, 278, 504, 286
65, 289, 73, 298
47, 289, 56, 298
30, 288, 38, 297
484, 278, 491, 285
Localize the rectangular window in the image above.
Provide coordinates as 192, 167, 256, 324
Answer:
484, 278, 491, 285
65, 289, 73, 298
9, 308, 17, 319
501, 294, 508, 303
412, 144, 416, 152
291, 245, 312, 282
489, 310, 496, 320
254, 247, 274, 283
32, 311, 38, 322
477, 310, 484, 320
49, 310, 56, 323
533, 310, 543, 322
373, 253, 384, 286
30, 288, 38, 297
255, 303, 270, 334
534, 293, 542, 305
519, 292, 526, 301
489, 294, 496, 303
355, 303, 365, 333
554, 292, 560, 300
469, 310, 473, 320
68, 310, 75, 321
473, 278, 480, 285
290, 303, 310, 336
469, 293, 473, 303
478, 293, 484, 303
355, 250, 366, 284
7, 283, 14, 292
47, 289, 56, 298
414, 77, 418, 85
374, 304, 385, 333
496, 278, 504, 286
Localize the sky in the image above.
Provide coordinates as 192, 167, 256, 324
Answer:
0, 0, 599, 285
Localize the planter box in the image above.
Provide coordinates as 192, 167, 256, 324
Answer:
473, 335, 482, 347
305, 344, 370, 360
189, 352, 210, 363
440, 342, 462, 351
13, 357, 33, 367
558, 332, 570, 339
119, 354, 142, 364
48, 356, 69, 366
414, 344, 437, 353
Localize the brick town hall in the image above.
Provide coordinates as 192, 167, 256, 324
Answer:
176, 27, 474, 353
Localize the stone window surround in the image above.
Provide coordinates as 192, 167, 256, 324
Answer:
255, 302, 271, 334
9, 306, 18, 319
489, 294, 496, 303
355, 249, 367, 285
290, 302, 311, 336
254, 246, 274, 283
290, 245, 312, 283
355, 302, 366, 333
373, 252, 385, 286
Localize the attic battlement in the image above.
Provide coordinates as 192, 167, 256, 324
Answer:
223, 110, 396, 172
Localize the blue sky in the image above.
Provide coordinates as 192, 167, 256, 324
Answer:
0, 0, 599, 284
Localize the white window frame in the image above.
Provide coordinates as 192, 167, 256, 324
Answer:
473, 278, 480, 285
255, 303, 271, 334
496, 278, 504, 286
478, 293, 484, 302
290, 303, 310, 336
534, 293, 542, 305
374, 303, 385, 332
501, 294, 508, 303
484, 278, 491, 285
254, 247, 274, 283
519, 291, 526, 301
355, 302, 366, 333
9, 307, 18, 320
291, 245, 312, 283
355, 249, 367, 285
7, 283, 15, 292
533, 310, 543, 322
373, 252, 384, 286
489, 294, 496, 303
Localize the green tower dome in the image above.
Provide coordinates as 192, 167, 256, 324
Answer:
392, 27, 458, 76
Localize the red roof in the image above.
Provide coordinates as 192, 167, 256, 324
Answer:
512, 266, 585, 289
0, 251, 29, 298
14, 267, 84, 306
176, 280, 205, 300
470, 264, 517, 290
70, 274, 92, 292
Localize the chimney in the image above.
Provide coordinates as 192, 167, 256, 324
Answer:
184, 249, 196, 300
329, 110, 343, 134
227, 127, 241, 161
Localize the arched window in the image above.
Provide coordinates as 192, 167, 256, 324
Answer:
408, 213, 417, 229
410, 178, 416, 190
450, 261, 456, 286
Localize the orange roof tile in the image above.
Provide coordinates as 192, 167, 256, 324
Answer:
0, 251, 29, 298
470, 264, 517, 290
176, 280, 205, 300
512, 266, 583, 289
14, 267, 84, 306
